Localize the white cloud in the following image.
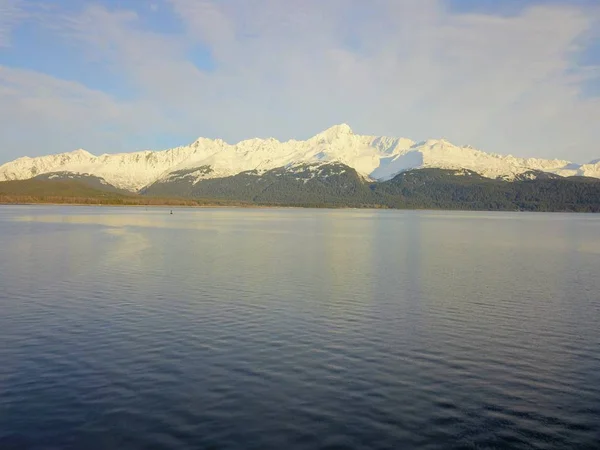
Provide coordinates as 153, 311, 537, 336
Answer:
0, 66, 171, 158
164, 0, 600, 161
0, 0, 23, 47
0, 0, 599, 163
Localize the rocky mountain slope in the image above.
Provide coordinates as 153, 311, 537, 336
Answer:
1, 124, 599, 192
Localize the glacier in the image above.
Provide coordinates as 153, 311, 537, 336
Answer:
1, 124, 599, 192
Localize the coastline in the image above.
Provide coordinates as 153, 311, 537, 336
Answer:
1, 200, 597, 213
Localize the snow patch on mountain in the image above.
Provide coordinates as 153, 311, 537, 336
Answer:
578, 160, 600, 179
0, 124, 597, 191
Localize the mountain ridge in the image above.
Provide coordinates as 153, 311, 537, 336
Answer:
1, 124, 599, 192
2, 165, 599, 212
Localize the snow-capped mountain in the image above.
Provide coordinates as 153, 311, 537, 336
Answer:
1, 124, 598, 192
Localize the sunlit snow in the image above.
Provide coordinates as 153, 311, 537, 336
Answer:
1, 125, 598, 191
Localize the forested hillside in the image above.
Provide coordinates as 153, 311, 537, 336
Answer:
144, 165, 600, 212
3, 167, 599, 212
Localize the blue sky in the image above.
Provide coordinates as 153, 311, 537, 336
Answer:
0, 0, 599, 163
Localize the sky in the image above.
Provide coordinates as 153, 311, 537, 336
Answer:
0, 0, 599, 164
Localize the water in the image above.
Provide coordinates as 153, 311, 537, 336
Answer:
1, 206, 599, 450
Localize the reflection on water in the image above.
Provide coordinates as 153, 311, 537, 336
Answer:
1, 205, 599, 450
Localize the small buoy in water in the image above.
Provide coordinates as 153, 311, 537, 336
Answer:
170, 210, 173, 215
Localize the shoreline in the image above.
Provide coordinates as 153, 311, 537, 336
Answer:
0, 202, 268, 209
1, 201, 597, 214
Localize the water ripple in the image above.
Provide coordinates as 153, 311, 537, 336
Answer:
1, 206, 599, 449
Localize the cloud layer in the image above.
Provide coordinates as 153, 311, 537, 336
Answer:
0, 0, 599, 163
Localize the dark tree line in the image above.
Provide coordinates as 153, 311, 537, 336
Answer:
3, 165, 600, 212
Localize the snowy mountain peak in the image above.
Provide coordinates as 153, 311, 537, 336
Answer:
72, 148, 93, 156
421, 139, 454, 149
313, 123, 354, 140
1, 125, 599, 191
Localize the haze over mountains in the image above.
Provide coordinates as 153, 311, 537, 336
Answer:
1, 125, 599, 193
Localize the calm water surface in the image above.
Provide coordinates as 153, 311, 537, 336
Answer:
1, 206, 599, 449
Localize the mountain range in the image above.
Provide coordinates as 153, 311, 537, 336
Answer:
1, 125, 599, 212
1, 124, 599, 192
